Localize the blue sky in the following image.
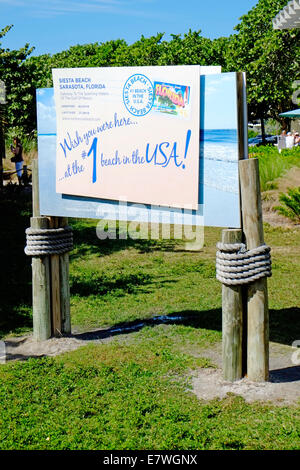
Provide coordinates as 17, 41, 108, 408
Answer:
0, 0, 258, 56
204, 73, 237, 129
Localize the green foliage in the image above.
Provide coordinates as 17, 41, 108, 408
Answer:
0, 25, 35, 134
275, 187, 300, 222
2, 1, 300, 134
248, 129, 259, 139
250, 145, 300, 191
5, 127, 37, 154
26, 38, 129, 90
225, 0, 300, 125
114, 34, 164, 67
157, 30, 215, 66
26, 30, 215, 89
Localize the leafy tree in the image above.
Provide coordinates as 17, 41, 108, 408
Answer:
27, 30, 217, 89
27, 38, 128, 90
0, 25, 35, 134
3, 0, 300, 137
113, 34, 164, 66
157, 30, 215, 66
224, 0, 300, 132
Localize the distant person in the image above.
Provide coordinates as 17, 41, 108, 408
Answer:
285, 132, 295, 149
10, 137, 23, 185
294, 132, 300, 146
278, 129, 287, 152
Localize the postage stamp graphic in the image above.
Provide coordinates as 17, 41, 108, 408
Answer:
123, 74, 154, 117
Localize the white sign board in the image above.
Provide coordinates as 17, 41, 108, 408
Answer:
52, 66, 203, 210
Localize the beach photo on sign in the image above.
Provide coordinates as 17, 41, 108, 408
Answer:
201, 72, 240, 228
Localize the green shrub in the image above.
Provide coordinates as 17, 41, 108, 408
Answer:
275, 187, 300, 222
248, 129, 259, 139
249, 145, 300, 191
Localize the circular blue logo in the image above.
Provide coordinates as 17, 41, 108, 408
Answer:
123, 74, 153, 117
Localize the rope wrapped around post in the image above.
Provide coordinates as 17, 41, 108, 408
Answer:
25, 226, 73, 256
216, 242, 272, 286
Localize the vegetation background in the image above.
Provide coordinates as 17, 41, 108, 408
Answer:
0, 0, 299, 138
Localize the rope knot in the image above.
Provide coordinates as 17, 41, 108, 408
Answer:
216, 242, 272, 286
25, 226, 73, 256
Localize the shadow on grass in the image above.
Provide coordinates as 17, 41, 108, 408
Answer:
269, 307, 300, 346
71, 220, 185, 259
73, 307, 300, 348
0, 188, 33, 337
74, 309, 222, 342
3, 308, 300, 382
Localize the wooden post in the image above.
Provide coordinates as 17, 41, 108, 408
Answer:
32, 159, 40, 217
239, 158, 269, 382
236, 71, 249, 377
31, 217, 52, 341
222, 229, 244, 382
31, 159, 51, 340
59, 217, 71, 334
49, 216, 62, 336
32, 160, 71, 337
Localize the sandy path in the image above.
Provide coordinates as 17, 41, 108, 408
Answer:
3, 324, 300, 406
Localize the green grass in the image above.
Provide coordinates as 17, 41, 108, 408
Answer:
0, 197, 300, 345
0, 194, 300, 450
249, 145, 300, 191
0, 338, 300, 450
69, 220, 218, 331
66, 219, 300, 346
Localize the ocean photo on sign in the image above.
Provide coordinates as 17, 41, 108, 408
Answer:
201, 72, 240, 227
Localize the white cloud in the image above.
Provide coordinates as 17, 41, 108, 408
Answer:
0, 0, 156, 17
205, 85, 218, 96
37, 99, 56, 133
205, 73, 235, 96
